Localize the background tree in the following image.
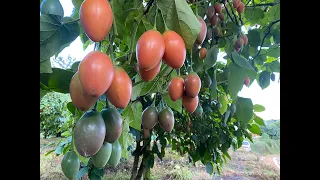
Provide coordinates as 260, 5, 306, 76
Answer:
40, 0, 280, 179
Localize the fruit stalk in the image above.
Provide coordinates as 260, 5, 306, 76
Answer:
158, 8, 169, 31
130, 139, 141, 180
128, 16, 143, 64
227, 0, 239, 26
221, 1, 235, 23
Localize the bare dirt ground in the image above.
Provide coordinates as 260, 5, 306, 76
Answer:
40, 138, 280, 180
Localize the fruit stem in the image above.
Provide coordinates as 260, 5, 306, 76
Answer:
128, 15, 143, 64
105, 99, 110, 108
158, 7, 169, 31
93, 101, 98, 111
94, 42, 101, 51
153, 7, 158, 30
177, 68, 180, 76
195, 0, 199, 16
112, 13, 119, 37
189, 49, 193, 72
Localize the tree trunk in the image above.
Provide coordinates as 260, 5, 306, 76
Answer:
130, 140, 140, 180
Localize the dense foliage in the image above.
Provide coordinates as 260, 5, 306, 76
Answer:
40, 0, 280, 179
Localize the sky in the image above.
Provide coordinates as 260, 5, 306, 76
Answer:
54, 1, 280, 120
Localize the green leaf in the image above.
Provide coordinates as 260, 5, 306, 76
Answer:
247, 29, 261, 48
61, 131, 71, 137
209, 73, 217, 100
272, 28, 280, 44
192, 49, 203, 73
203, 45, 219, 70
123, 101, 142, 131
47, 68, 75, 93
244, 7, 265, 24
118, 119, 133, 159
248, 123, 261, 135
265, 60, 280, 73
268, 4, 280, 21
253, 114, 265, 126
40, 89, 50, 99
228, 63, 256, 99
67, 102, 76, 115
146, 154, 155, 169
206, 162, 213, 174
226, 21, 239, 34
157, 0, 201, 49
71, 61, 80, 72
231, 52, 254, 71
40, 15, 80, 61
76, 167, 88, 180
235, 97, 253, 125
131, 75, 144, 101
45, 149, 55, 156
223, 151, 231, 160
92, 168, 104, 177
40, 59, 53, 73
267, 45, 280, 58
72, 0, 84, 10
88, 171, 101, 180
253, 104, 265, 112
256, 71, 270, 89
163, 92, 182, 113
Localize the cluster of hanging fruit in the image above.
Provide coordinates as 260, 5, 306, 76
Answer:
61, 0, 131, 179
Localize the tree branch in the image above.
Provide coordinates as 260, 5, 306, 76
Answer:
143, 0, 155, 15
245, 2, 279, 7
130, 140, 141, 180
227, 0, 239, 26
222, 2, 235, 23
251, 19, 280, 60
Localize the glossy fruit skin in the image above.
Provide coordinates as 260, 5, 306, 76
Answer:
193, 104, 203, 116
213, 27, 220, 37
162, 30, 186, 69
206, 6, 215, 18
214, 3, 222, 14
168, 76, 184, 101
101, 108, 123, 143
107, 140, 122, 168
69, 72, 98, 111
271, 73, 275, 81
206, 29, 212, 40
184, 72, 201, 98
158, 108, 175, 133
196, 17, 207, 45
40, 0, 64, 17
199, 48, 207, 60
233, 0, 240, 8
105, 67, 132, 109
142, 106, 158, 129
234, 38, 243, 52
61, 151, 80, 180
241, 35, 248, 46
143, 128, 151, 138
78, 51, 114, 97
139, 60, 162, 82
237, 2, 245, 14
244, 77, 250, 87
218, 95, 228, 114
219, 13, 225, 21
136, 30, 165, 71
210, 15, 218, 26
182, 95, 199, 113
74, 110, 106, 157
80, 0, 113, 42
92, 142, 112, 168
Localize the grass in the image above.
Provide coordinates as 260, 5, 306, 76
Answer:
40, 137, 280, 180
